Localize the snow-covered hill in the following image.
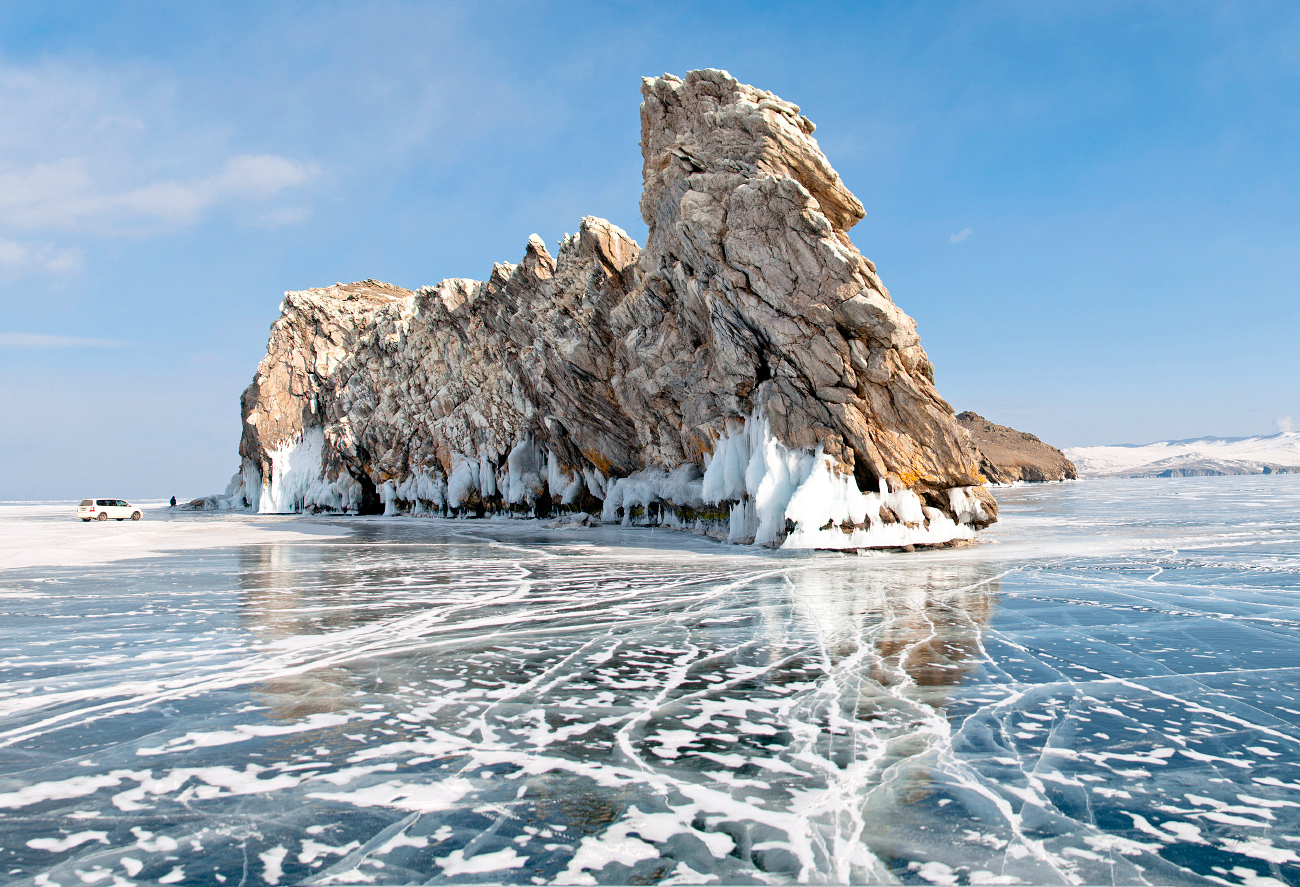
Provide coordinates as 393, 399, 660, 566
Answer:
1065, 432, 1300, 478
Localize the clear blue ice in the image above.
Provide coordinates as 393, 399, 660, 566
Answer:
2, 476, 1299, 885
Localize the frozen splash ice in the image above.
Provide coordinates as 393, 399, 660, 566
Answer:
258, 429, 366, 515
260, 428, 326, 513
697, 411, 986, 549
218, 411, 991, 550
1, 475, 1299, 885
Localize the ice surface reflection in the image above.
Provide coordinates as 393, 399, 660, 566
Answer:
0, 476, 1299, 886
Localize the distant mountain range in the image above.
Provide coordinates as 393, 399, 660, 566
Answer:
1064, 432, 1300, 478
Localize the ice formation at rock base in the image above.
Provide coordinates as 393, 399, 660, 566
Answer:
213, 413, 986, 551
219, 69, 998, 549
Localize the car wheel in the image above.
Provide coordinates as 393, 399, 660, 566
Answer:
97, 512, 108, 521
131, 512, 141, 521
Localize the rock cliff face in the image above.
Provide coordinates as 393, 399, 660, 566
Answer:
956, 412, 1077, 483
222, 69, 998, 549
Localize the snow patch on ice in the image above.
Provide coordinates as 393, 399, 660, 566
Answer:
434, 846, 528, 876
557, 828, 659, 883
26, 831, 108, 852
1219, 838, 1300, 865
136, 712, 352, 755
306, 777, 473, 813
259, 845, 287, 884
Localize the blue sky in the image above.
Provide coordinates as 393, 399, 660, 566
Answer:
1, 1, 1297, 500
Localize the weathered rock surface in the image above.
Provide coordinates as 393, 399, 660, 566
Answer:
956, 411, 1077, 483
223, 69, 997, 548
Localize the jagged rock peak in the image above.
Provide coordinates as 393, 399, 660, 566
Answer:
640, 69, 865, 235
222, 70, 997, 549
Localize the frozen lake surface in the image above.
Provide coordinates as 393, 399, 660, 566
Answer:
2, 477, 1299, 886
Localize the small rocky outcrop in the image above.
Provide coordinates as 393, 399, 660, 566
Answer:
956, 412, 1077, 483
221, 69, 998, 549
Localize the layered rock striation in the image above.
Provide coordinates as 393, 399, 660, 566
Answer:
956, 412, 1077, 483
221, 69, 998, 548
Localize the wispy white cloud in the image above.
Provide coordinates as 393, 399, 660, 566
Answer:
0, 61, 320, 273
250, 205, 313, 230
0, 154, 319, 232
949, 227, 973, 243
0, 333, 124, 348
1279, 416, 1295, 433
0, 239, 82, 278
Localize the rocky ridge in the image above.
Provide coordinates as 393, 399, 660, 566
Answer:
221, 69, 998, 549
956, 412, 1077, 483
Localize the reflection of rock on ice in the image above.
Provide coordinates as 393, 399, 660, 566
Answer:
237, 543, 357, 721
228, 538, 1005, 884
773, 559, 1000, 880
785, 559, 997, 705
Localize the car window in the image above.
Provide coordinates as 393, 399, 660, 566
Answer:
80, 500, 92, 506
96, 500, 109, 506
118, 500, 129, 507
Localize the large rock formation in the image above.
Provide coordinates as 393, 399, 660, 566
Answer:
956, 411, 1077, 483
221, 69, 997, 549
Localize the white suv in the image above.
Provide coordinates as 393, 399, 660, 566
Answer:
78, 499, 142, 522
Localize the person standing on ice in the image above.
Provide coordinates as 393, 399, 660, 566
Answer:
170, 496, 176, 507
